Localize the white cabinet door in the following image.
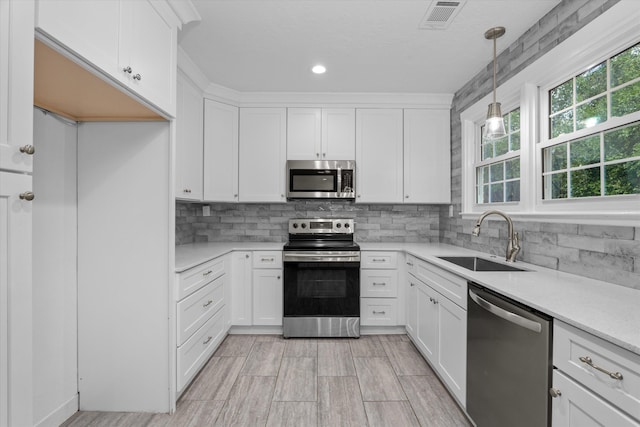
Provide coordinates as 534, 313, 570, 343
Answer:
437, 295, 466, 406
121, 0, 176, 116
415, 281, 437, 362
355, 109, 403, 203
252, 269, 283, 326
405, 277, 418, 339
287, 108, 321, 160
231, 252, 252, 326
322, 108, 355, 160
0, 172, 33, 427
35, 0, 121, 81
1, 0, 34, 173
552, 370, 639, 427
239, 108, 287, 202
175, 77, 203, 200
403, 109, 451, 204
204, 99, 239, 202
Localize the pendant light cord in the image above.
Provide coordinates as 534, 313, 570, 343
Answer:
492, 35, 497, 105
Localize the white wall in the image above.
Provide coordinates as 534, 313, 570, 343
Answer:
32, 108, 78, 426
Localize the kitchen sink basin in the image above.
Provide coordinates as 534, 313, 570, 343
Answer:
437, 256, 527, 272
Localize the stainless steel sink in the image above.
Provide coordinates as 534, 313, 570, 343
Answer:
437, 256, 527, 272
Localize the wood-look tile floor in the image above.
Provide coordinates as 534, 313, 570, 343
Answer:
62, 334, 472, 427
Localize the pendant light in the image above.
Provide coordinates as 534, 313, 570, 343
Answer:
484, 26, 506, 140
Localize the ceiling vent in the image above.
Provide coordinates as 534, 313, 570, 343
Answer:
419, 0, 467, 30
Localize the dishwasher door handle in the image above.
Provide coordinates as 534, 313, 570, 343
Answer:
469, 290, 542, 333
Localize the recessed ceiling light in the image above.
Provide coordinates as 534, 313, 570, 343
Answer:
312, 65, 326, 74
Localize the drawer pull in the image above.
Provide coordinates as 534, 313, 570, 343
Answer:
372, 310, 386, 315
372, 282, 386, 286
578, 356, 623, 380
261, 257, 275, 262
203, 300, 213, 308
371, 258, 386, 262
406, 261, 414, 266
203, 336, 212, 345
202, 270, 213, 277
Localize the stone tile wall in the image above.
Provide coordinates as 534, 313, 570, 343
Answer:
177, 201, 441, 246
441, 0, 640, 289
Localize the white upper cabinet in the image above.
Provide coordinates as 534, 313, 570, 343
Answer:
175, 76, 203, 200
35, 0, 178, 116
0, 0, 35, 173
238, 108, 287, 203
287, 108, 355, 160
355, 109, 404, 203
403, 109, 451, 204
204, 99, 239, 202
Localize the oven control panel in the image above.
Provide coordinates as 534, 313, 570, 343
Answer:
289, 218, 354, 234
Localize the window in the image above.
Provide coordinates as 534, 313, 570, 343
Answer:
544, 43, 640, 199
549, 42, 640, 138
460, 3, 640, 225
476, 108, 521, 203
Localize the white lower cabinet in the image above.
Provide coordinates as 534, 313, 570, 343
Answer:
551, 321, 640, 426
175, 254, 230, 395
231, 252, 252, 325
252, 252, 283, 326
360, 251, 401, 327
406, 255, 466, 406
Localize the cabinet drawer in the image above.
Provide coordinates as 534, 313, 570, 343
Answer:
361, 251, 398, 269
413, 258, 466, 309
177, 276, 225, 346
552, 370, 640, 426
361, 270, 398, 298
361, 298, 397, 326
252, 251, 282, 269
554, 321, 640, 420
177, 308, 226, 393
176, 257, 226, 300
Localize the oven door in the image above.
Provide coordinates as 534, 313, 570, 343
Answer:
283, 252, 360, 317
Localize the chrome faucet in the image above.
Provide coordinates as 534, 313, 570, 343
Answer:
472, 210, 520, 262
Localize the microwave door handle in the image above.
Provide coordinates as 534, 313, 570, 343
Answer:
469, 290, 542, 333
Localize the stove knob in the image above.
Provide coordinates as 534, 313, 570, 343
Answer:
344, 223, 350, 228
336, 223, 342, 229
301, 223, 307, 229
292, 223, 298, 229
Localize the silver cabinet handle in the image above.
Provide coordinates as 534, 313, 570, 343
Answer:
123, 66, 132, 73
410, 283, 415, 287
183, 188, 191, 193
428, 297, 438, 304
316, 153, 320, 158
19, 145, 35, 155
406, 261, 414, 266
371, 258, 386, 262
261, 257, 275, 262
405, 195, 409, 198
234, 194, 238, 197
203, 300, 213, 308
549, 388, 562, 398
19, 191, 34, 201
579, 356, 623, 380
372, 282, 386, 286
202, 270, 213, 277
372, 310, 386, 315
203, 336, 212, 345
245, 254, 250, 258
276, 275, 281, 280
469, 290, 542, 333
322, 153, 326, 157
133, 73, 142, 81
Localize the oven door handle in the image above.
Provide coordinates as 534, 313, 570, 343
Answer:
469, 290, 542, 333
284, 253, 360, 263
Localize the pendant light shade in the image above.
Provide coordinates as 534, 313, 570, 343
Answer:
484, 27, 506, 140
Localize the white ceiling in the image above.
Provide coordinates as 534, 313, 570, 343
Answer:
178, 0, 561, 94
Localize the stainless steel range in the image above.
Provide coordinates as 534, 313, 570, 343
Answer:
283, 218, 360, 338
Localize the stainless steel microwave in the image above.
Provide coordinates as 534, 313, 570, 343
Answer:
286, 160, 355, 200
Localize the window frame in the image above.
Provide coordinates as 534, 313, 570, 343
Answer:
460, 2, 640, 226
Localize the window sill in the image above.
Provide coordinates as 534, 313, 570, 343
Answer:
460, 210, 640, 227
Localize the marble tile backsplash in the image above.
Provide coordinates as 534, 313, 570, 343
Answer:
176, 201, 441, 246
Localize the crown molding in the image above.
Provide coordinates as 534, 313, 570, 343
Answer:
167, 0, 201, 28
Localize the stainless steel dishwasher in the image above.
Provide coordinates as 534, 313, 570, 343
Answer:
467, 282, 552, 427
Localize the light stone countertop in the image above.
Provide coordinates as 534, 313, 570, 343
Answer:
175, 241, 640, 357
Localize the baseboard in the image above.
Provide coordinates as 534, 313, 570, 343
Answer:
35, 394, 79, 427
229, 325, 283, 335
360, 325, 407, 335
